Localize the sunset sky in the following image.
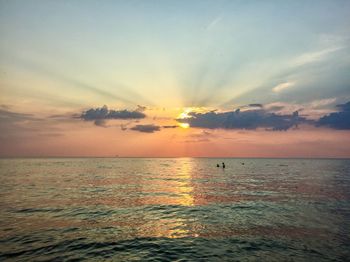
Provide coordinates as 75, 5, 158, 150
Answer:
1, 0, 350, 157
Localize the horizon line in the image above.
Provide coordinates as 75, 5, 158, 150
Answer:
0, 156, 349, 160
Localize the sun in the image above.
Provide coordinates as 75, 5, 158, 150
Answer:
177, 107, 205, 120
179, 123, 190, 129
177, 108, 196, 129
177, 108, 192, 119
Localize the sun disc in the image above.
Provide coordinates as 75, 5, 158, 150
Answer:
179, 123, 190, 129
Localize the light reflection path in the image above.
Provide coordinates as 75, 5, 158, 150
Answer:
136, 158, 196, 238
175, 158, 195, 207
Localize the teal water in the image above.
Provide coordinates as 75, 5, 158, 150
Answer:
0, 158, 349, 261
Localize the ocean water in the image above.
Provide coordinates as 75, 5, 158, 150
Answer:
0, 158, 349, 261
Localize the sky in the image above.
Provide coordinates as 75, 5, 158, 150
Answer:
0, 0, 350, 157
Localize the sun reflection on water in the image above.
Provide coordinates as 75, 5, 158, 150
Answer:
142, 159, 196, 238
175, 159, 195, 207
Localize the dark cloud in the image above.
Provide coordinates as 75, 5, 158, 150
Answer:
248, 104, 263, 108
80, 105, 146, 126
177, 108, 308, 131
317, 101, 350, 129
94, 119, 108, 127
162, 125, 178, 128
130, 124, 160, 133
336, 101, 350, 112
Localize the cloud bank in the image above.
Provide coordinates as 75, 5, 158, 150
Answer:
81, 105, 146, 126
177, 105, 308, 131
317, 101, 350, 129
178, 101, 350, 131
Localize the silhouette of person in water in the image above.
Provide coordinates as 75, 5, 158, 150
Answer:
216, 164, 220, 167
222, 162, 225, 168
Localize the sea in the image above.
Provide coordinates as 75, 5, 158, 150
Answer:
0, 158, 349, 261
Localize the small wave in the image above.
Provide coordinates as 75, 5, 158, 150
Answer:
14, 208, 64, 214
0, 236, 341, 261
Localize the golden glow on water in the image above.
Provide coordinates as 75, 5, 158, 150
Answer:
176, 159, 195, 207
163, 159, 196, 238
146, 159, 198, 238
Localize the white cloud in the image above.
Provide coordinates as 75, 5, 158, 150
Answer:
292, 46, 343, 67
272, 82, 295, 93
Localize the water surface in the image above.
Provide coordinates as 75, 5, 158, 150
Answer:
0, 158, 349, 261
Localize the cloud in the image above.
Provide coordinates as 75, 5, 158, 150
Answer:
0, 108, 64, 144
177, 107, 308, 131
127, 124, 177, 133
183, 130, 214, 143
130, 124, 161, 133
317, 101, 350, 129
336, 101, 350, 112
248, 104, 263, 108
80, 105, 146, 126
267, 105, 285, 112
265, 98, 338, 120
292, 46, 343, 67
272, 82, 295, 93
0, 108, 40, 123
178, 101, 350, 131
94, 119, 108, 127
309, 98, 337, 108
